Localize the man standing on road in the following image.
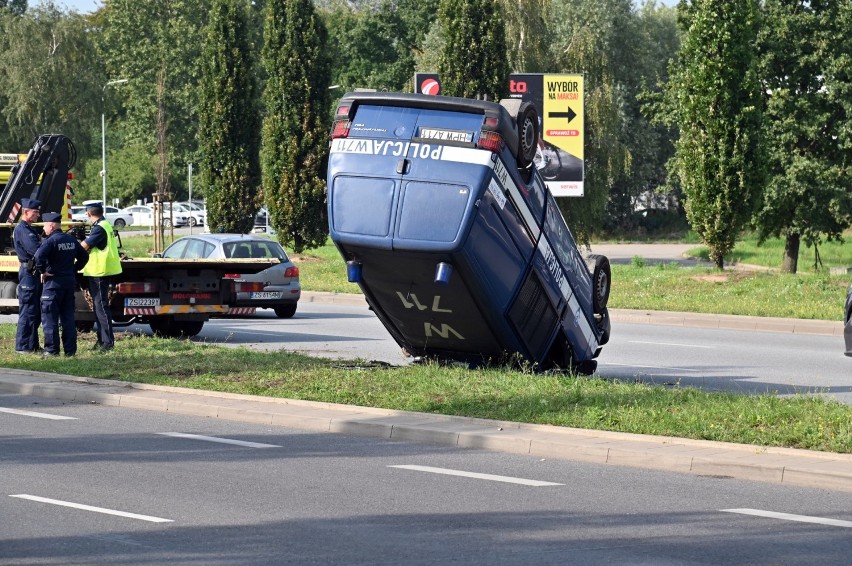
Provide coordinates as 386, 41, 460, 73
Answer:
12, 198, 43, 354
80, 201, 122, 352
34, 212, 88, 357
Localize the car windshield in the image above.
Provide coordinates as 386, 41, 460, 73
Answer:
224, 240, 287, 260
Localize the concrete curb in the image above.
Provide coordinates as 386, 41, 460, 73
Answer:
301, 291, 844, 337
2, 370, 851, 493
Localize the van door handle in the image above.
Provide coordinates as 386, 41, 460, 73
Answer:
396, 158, 411, 175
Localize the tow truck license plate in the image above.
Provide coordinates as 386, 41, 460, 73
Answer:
125, 297, 160, 307
250, 292, 278, 299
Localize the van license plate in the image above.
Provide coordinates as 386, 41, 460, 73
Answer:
250, 292, 278, 299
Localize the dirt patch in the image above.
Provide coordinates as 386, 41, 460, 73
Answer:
691, 274, 729, 283
290, 254, 321, 262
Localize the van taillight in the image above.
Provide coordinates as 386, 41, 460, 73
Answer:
331, 104, 352, 139
284, 266, 299, 278
117, 282, 158, 294
477, 130, 504, 153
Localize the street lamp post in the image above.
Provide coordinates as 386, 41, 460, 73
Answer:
102, 78, 130, 207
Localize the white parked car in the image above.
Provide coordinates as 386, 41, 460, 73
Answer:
173, 202, 206, 227
71, 203, 134, 228
121, 204, 190, 228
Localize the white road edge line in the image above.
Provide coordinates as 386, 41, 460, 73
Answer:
9, 495, 173, 523
0, 407, 77, 420
389, 465, 564, 486
722, 508, 852, 529
628, 340, 715, 349
157, 432, 282, 448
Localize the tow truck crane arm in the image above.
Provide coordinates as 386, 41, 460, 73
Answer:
0, 134, 75, 227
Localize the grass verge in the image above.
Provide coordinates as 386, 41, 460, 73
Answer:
2, 326, 850, 453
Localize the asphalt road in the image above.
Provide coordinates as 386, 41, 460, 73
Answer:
3, 391, 852, 565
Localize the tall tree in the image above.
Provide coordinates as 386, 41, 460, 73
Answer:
753, 0, 852, 273
261, 0, 331, 253
437, 0, 509, 100
549, 0, 632, 243
0, 3, 103, 154
199, 0, 260, 234
659, 0, 764, 268
99, 0, 211, 200
0, 0, 27, 16
501, 0, 553, 72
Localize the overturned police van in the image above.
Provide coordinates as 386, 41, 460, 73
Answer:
327, 92, 611, 374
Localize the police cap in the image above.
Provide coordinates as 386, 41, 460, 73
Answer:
84, 201, 103, 209
20, 198, 42, 210
41, 212, 62, 223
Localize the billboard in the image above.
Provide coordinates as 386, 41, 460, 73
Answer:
414, 73, 585, 197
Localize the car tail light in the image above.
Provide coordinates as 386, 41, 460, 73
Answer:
284, 266, 299, 278
223, 273, 241, 279
331, 104, 352, 139
234, 282, 264, 293
477, 116, 504, 153
117, 282, 158, 294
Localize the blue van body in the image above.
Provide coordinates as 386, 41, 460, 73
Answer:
327, 92, 609, 370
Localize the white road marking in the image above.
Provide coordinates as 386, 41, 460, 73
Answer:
722, 508, 852, 528
157, 432, 281, 448
0, 407, 77, 420
9, 495, 173, 523
629, 340, 715, 349
600, 362, 699, 372
389, 465, 563, 486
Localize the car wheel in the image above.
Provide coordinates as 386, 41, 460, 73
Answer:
76, 320, 95, 333
163, 218, 172, 228
0, 280, 16, 314
274, 304, 297, 319
586, 254, 611, 312
114, 218, 126, 228
189, 217, 198, 227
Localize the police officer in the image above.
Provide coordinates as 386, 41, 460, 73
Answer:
80, 201, 122, 352
34, 212, 89, 357
12, 198, 43, 354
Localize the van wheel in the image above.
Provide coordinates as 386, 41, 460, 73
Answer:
586, 254, 611, 312
515, 101, 539, 170
76, 321, 95, 333
499, 99, 539, 170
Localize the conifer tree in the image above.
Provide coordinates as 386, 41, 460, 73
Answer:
437, 0, 509, 100
261, 0, 331, 253
199, 0, 260, 234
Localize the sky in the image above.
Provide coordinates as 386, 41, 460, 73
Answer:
36, 0, 102, 14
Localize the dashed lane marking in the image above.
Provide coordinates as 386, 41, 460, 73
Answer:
389, 465, 563, 486
9, 495, 173, 523
157, 432, 282, 448
722, 508, 852, 529
0, 407, 77, 420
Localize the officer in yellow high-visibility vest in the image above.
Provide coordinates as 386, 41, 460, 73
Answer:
80, 201, 122, 352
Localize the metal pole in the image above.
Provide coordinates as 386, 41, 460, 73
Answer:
188, 163, 193, 235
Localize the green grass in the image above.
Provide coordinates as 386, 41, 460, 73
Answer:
686, 232, 851, 271
2, 326, 849, 453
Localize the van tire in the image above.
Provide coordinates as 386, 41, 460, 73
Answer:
499, 99, 540, 170
586, 254, 611, 312
515, 101, 539, 170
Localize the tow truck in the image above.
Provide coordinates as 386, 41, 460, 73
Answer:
1, 134, 278, 337
327, 93, 611, 373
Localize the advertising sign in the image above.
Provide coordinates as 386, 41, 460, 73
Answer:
414, 73, 585, 197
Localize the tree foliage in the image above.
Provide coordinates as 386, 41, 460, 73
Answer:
753, 0, 852, 273
659, 0, 765, 268
549, 0, 633, 243
0, 0, 27, 16
99, 0, 211, 200
261, 0, 331, 253
0, 2, 103, 155
199, 0, 260, 235
501, 0, 553, 73
437, 0, 509, 100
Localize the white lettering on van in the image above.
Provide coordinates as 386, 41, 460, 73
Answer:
425, 323, 465, 340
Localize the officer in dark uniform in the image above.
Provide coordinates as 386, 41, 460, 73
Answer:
12, 198, 43, 354
34, 212, 89, 357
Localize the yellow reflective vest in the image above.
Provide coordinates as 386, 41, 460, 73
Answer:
83, 219, 123, 277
